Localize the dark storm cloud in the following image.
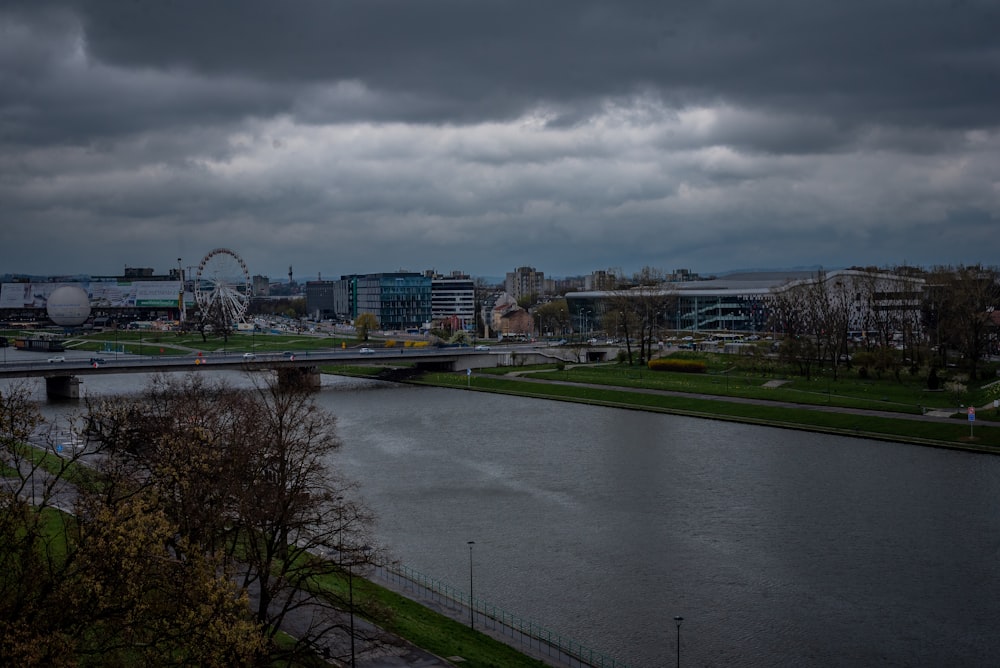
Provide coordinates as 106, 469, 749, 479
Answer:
1, 0, 999, 278
12, 0, 1000, 134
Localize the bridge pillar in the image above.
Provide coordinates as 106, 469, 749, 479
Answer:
277, 366, 322, 392
45, 375, 81, 400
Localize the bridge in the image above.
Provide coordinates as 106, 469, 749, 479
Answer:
0, 346, 590, 399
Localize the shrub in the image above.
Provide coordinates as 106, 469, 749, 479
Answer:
648, 358, 707, 374
927, 367, 941, 390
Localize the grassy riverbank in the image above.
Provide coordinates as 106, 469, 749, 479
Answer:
318, 573, 550, 668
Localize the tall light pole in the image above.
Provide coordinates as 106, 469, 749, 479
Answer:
674, 616, 684, 668
177, 257, 185, 323
348, 553, 356, 666
350, 545, 372, 667
467, 541, 475, 629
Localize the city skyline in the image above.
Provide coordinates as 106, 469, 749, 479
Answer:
2, 1, 999, 280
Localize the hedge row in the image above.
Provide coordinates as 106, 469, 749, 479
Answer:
648, 358, 707, 374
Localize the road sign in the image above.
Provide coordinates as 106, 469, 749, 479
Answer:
968, 406, 976, 421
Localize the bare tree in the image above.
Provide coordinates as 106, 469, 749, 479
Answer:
83, 372, 380, 662
931, 264, 1000, 381
534, 298, 570, 339
602, 267, 674, 365
231, 373, 377, 658
769, 279, 819, 379
805, 271, 853, 380
1, 382, 265, 666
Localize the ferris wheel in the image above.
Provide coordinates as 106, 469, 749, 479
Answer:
194, 248, 251, 324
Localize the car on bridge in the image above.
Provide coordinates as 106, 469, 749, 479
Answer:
359, 347, 375, 354
242, 352, 256, 360
47, 356, 66, 363
89, 357, 106, 365
474, 345, 491, 351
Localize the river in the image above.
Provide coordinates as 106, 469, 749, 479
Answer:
9, 367, 1000, 667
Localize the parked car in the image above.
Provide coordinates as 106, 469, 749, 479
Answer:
47, 356, 66, 363
359, 347, 375, 354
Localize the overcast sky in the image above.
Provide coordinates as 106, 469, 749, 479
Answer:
2, 0, 999, 282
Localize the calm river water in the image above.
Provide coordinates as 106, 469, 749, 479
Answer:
11, 366, 1000, 667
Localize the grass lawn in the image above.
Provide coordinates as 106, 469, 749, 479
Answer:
520, 365, 961, 415
309, 571, 549, 668
404, 366, 1000, 452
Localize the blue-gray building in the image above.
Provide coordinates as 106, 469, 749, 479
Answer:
327, 272, 432, 331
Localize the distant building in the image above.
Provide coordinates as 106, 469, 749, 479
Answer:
252, 275, 270, 297
585, 270, 619, 291
489, 292, 534, 338
1, 267, 188, 326
427, 270, 475, 330
304, 280, 337, 320
505, 266, 545, 302
329, 272, 432, 330
123, 266, 155, 279
565, 269, 924, 335
552, 275, 587, 294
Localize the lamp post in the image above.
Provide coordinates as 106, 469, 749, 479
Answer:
467, 541, 475, 629
348, 551, 356, 666
177, 257, 185, 323
674, 616, 684, 668
350, 545, 372, 667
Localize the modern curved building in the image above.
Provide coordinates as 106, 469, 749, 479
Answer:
565, 269, 925, 336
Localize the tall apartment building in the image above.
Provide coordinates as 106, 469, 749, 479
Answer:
505, 266, 545, 302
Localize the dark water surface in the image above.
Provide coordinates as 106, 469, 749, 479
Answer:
13, 369, 1000, 667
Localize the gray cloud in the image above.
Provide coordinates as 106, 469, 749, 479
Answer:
1, 0, 999, 280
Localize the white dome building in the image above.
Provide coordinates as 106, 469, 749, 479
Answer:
46, 286, 92, 327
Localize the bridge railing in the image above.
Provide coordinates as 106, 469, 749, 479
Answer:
373, 562, 632, 668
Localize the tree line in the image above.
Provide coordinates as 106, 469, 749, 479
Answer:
768, 265, 999, 382
550, 264, 999, 382
1, 373, 377, 666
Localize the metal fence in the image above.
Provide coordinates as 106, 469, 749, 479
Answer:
372, 562, 632, 668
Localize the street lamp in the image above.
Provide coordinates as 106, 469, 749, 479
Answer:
350, 544, 372, 667
177, 257, 185, 323
467, 541, 475, 629
674, 616, 684, 668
